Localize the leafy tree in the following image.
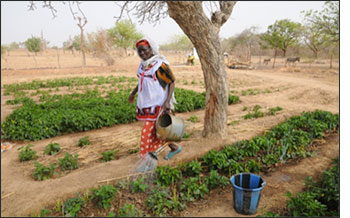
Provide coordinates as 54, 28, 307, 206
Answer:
160, 34, 193, 51
300, 23, 324, 59
260, 19, 302, 68
301, 1, 339, 44
107, 19, 143, 55
72, 35, 82, 51
301, 1, 339, 67
261, 19, 302, 57
24, 36, 42, 55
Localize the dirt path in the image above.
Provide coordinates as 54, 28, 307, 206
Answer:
1, 62, 339, 216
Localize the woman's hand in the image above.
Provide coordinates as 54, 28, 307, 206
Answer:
128, 94, 135, 104
162, 101, 171, 112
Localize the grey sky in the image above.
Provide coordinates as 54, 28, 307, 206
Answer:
1, 1, 325, 47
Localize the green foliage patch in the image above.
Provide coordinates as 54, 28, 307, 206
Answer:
19, 144, 37, 161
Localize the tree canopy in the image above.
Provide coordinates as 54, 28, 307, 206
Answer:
24, 36, 42, 55
260, 19, 302, 57
107, 19, 143, 52
159, 34, 193, 51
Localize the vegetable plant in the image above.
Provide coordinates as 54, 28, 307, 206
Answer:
63, 193, 85, 217
130, 177, 149, 193
179, 160, 202, 177
91, 184, 118, 209
44, 142, 60, 155
19, 144, 37, 161
155, 165, 182, 187
58, 153, 79, 171
33, 161, 57, 181
77, 136, 90, 147
180, 176, 209, 201
118, 203, 143, 217
204, 170, 229, 190
101, 150, 119, 162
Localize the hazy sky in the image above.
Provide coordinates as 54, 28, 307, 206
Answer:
2, 1, 326, 47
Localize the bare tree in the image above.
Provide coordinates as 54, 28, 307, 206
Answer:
29, 1, 88, 67
117, 1, 236, 138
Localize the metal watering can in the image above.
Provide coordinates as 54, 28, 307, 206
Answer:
156, 111, 186, 141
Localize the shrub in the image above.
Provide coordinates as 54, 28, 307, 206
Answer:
19, 144, 37, 161
44, 142, 60, 155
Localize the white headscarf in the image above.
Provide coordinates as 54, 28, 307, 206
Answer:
136, 36, 169, 68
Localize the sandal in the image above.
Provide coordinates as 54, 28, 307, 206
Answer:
164, 146, 182, 160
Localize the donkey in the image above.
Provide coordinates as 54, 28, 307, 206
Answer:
263, 58, 271, 65
285, 57, 300, 66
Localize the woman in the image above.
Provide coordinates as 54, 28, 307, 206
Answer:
128, 37, 182, 160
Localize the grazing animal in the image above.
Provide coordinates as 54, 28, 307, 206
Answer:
285, 57, 300, 66
263, 58, 271, 65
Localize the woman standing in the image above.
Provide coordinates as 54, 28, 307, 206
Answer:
128, 37, 182, 160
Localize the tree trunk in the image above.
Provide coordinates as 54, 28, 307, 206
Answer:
81, 28, 86, 67
330, 53, 333, 69
167, 2, 235, 138
56, 48, 61, 69
272, 48, 277, 68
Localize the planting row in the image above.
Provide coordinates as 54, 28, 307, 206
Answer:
32, 110, 339, 217
1, 88, 240, 141
2, 75, 138, 95
18, 136, 122, 181
261, 157, 339, 217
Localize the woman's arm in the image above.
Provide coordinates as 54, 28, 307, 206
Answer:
128, 84, 138, 103
162, 82, 175, 112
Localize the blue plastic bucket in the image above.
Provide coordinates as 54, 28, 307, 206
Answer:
230, 173, 266, 215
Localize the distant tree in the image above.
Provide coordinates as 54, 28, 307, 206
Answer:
260, 19, 302, 68
9, 42, 20, 50
87, 29, 115, 66
72, 35, 82, 51
24, 36, 42, 67
1, 45, 8, 56
223, 26, 260, 62
107, 19, 143, 56
24, 36, 42, 55
160, 34, 193, 51
301, 24, 324, 59
301, 1, 339, 68
261, 19, 302, 58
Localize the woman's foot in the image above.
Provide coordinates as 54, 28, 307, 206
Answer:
165, 144, 182, 160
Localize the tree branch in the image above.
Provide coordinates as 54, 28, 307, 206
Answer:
210, 1, 236, 31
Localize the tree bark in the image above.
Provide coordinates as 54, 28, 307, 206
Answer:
78, 17, 87, 68
273, 48, 277, 68
167, 1, 235, 138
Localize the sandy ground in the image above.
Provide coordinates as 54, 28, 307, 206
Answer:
1, 50, 339, 216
